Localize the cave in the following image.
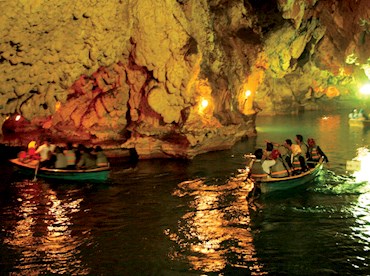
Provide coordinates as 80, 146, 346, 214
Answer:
0, 0, 369, 159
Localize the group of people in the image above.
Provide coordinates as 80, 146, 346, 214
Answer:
19, 138, 109, 169
348, 108, 368, 120
249, 134, 328, 179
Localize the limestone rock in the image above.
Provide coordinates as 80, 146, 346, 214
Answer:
1, 0, 369, 158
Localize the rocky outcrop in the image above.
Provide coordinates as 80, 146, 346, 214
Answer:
0, 0, 369, 158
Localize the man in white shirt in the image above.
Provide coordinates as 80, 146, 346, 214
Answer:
35, 138, 56, 166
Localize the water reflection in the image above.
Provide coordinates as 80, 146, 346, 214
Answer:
3, 180, 90, 275
351, 193, 370, 251
168, 174, 267, 274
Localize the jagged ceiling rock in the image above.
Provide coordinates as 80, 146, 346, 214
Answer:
0, 0, 369, 158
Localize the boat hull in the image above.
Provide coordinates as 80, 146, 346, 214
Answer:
10, 158, 110, 182
348, 119, 370, 128
257, 159, 324, 193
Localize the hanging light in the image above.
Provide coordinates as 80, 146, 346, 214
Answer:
15, 115, 21, 121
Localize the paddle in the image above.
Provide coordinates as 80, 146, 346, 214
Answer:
242, 154, 261, 201
32, 161, 40, 182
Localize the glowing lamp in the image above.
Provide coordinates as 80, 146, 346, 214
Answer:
360, 84, 370, 95
15, 115, 21, 121
201, 99, 209, 108
55, 101, 61, 111
245, 90, 251, 98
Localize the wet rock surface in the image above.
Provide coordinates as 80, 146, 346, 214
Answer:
1, 0, 369, 158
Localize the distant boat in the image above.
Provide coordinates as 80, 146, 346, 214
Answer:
9, 158, 110, 182
249, 158, 324, 193
348, 118, 370, 128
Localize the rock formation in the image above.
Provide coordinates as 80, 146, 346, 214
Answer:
0, 0, 369, 158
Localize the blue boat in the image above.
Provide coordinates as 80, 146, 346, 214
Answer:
9, 158, 110, 182
251, 158, 324, 193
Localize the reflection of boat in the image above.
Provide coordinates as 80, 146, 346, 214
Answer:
348, 118, 370, 128
10, 158, 110, 181
251, 158, 324, 193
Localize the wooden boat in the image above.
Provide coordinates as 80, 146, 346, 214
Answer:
348, 118, 370, 128
9, 158, 110, 182
251, 158, 324, 193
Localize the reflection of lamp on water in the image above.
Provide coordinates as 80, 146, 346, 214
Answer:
353, 148, 370, 182
3, 182, 89, 274
346, 147, 370, 182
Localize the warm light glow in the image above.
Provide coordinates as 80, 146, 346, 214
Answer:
325, 86, 340, 98
198, 98, 211, 115
167, 178, 264, 273
360, 84, 370, 95
55, 101, 61, 111
201, 99, 209, 108
15, 115, 21, 121
245, 90, 251, 98
350, 147, 370, 182
3, 182, 90, 274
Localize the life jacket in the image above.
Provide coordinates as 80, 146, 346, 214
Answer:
18, 151, 27, 161
297, 143, 308, 159
309, 146, 320, 161
55, 153, 67, 169
250, 160, 268, 179
28, 147, 40, 160
291, 154, 303, 172
64, 150, 76, 166
270, 158, 290, 178
77, 152, 97, 169
96, 152, 109, 167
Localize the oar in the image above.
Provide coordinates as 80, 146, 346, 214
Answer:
243, 154, 261, 201
32, 161, 40, 182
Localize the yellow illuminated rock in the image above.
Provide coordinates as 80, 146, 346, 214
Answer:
0, 0, 369, 158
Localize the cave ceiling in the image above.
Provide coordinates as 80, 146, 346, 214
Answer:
0, 0, 369, 158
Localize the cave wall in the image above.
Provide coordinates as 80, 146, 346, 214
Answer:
0, 0, 369, 158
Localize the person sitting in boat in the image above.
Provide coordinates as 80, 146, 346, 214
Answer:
295, 134, 309, 159
35, 138, 56, 168
27, 140, 40, 160
93, 146, 109, 167
250, 148, 274, 179
54, 146, 67, 169
358, 109, 368, 120
291, 144, 307, 174
280, 139, 293, 168
307, 138, 329, 167
268, 138, 293, 168
349, 108, 359, 119
76, 145, 97, 169
270, 149, 291, 178
18, 140, 40, 163
263, 142, 274, 160
63, 142, 76, 169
